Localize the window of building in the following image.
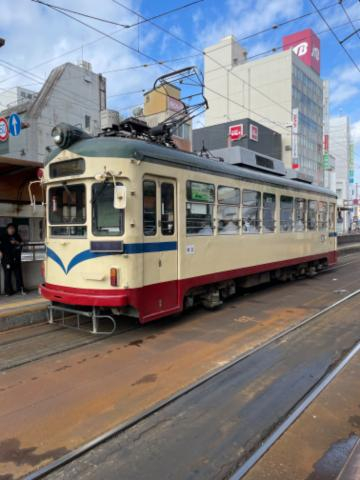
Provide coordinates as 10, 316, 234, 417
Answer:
280, 196, 294, 232
242, 190, 261, 234
217, 186, 240, 235
92, 183, 124, 236
307, 200, 317, 231
143, 180, 157, 236
263, 193, 275, 233
186, 180, 214, 235
85, 114, 91, 129
161, 183, 174, 235
329, 203, 336, 230
295, 198, 306, 232
318, 201, 328, 230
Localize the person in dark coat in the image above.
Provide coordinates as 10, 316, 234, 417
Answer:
0, 223, 27, 296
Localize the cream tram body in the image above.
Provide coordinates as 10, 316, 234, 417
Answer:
40, 136, 337, 323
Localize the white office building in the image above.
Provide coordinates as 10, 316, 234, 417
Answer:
204, 33, 324, 185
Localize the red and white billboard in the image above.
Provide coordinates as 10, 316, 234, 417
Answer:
229, 124, 244, 141
282, 29, 320, 75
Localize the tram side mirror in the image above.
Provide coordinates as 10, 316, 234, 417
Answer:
114, 185, 127, 209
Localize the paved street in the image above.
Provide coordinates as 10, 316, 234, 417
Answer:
0, 254, 359, 479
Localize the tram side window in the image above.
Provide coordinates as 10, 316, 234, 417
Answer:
307, 200, 318, 231
280, 196, 294, 232
263, 193, 275, 233
186, 180, 214, 235
218, 186, 240, 235
242, 190, 261, 234
161, 183, 174, 235
92, 183, 124, 236
329, 203, 336, 230
295, 198, 306, 232
143, 180, 157, 236
318, 201, 328, 231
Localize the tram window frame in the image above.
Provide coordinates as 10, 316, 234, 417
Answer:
307, 200, 318, 231
186, 180, 214, 236
143, 180, 157, 236
280, 196, 294, 232
318, 201, 328, 231
329, 203, 336, 230
161, 183, 175, 236
92, 182, 125, 237
186, 180, 215, 203
242, 190, 261, 234
262, 193, 276, 233
294, 198, 306, 232
217, 186, 240, 235
48, 184, 86, 225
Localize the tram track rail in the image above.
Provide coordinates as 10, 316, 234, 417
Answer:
0, 322, 140, 373
2, 258, 358, 374
228, 339, 360, 480
25, 285, 360, 480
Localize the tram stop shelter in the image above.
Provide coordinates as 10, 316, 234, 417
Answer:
0, 155, 45, 295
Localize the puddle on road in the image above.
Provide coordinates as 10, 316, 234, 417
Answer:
306, 433, 359, 480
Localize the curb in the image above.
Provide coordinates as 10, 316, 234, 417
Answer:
0, 304, 49, 332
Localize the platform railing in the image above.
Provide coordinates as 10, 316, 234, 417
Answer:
21, 242, 46, 262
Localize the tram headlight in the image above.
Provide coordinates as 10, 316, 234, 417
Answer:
51, 126, 64, 146
51, 123, 91, 149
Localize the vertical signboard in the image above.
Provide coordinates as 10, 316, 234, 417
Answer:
292, 108, 299, 169
349, 143, 354, 184
282, 29, 321, 75
249, 124, 258, 142
323, 134, 329, 169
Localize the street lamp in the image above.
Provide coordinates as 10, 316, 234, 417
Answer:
0, 38, 5, 48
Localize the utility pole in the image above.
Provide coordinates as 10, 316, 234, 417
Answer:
0, 38, 5, 48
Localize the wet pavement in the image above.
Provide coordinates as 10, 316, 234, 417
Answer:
244, 350, 360, 480
1, 254, 360, 479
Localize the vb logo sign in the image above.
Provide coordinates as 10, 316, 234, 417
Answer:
293, 42, 308, 57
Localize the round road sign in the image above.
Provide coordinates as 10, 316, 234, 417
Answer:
0, 117, 9, 142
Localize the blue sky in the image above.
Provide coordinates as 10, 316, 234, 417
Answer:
1, 0, 360, 175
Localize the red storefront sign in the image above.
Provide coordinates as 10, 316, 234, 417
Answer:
229, 124, 244, 141
249, 124, 258, 142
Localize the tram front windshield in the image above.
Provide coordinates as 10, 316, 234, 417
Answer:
92, 182, 125, 236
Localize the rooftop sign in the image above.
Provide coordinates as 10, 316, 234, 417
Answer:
282, 29, 320, 75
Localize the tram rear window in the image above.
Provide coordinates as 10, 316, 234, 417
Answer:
49, 158, 85, 178
49, 184, 86, 225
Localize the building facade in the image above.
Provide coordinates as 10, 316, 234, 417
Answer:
204, 31, 324, 185
192, 118, 282, 160
329, 116, 353, 232
140, 83, 192, 151
0, 60, 106, 163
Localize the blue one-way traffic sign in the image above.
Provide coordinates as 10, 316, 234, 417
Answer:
9, 113, 21, 137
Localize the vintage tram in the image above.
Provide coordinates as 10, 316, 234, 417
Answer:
38, 123, 337, 332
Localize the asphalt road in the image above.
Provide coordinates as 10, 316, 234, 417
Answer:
47, 273, 360, 479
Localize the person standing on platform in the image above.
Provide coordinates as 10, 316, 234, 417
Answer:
0, 223, 27, 296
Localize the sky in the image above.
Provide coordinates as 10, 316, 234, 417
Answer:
1, 0, 360, 178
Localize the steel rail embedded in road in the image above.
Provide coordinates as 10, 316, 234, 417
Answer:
25, 286, 360, 480
229, 339, 360, 480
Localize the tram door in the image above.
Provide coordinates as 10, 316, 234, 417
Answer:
142, 177, 178, 318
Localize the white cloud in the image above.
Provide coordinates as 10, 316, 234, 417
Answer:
0, 0, 163, 114
330, 65, 360, 107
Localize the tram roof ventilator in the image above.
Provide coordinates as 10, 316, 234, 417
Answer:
205, 145, 313, 184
